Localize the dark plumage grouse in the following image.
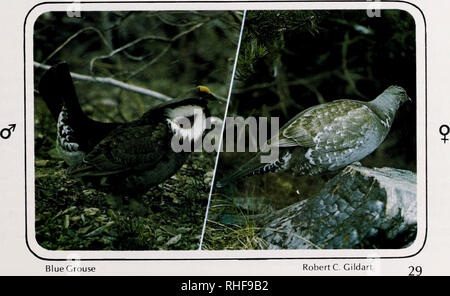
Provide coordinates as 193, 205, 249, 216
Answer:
38, 62, 219, 194
217, 86, 411, 187
38, 63, 121, 166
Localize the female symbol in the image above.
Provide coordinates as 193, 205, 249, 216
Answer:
440, 124, 450, 143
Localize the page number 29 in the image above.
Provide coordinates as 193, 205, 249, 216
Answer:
408, 266, 422, 276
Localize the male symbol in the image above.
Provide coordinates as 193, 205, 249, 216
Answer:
0, 124, 16, 140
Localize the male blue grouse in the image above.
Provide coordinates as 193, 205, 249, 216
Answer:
217, 86, 411, 187
38, 62, 219, 194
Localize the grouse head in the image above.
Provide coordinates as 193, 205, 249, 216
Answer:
367, 85, 411, 126
182, 85, 225, 109
163, 86, 222, 144
383, 85, 411, 105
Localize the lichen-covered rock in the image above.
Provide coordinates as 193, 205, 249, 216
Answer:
258, 165, 417, 249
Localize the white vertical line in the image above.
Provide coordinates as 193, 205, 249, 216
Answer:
199, 10, 247, 250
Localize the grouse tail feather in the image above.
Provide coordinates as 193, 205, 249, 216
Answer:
216, 153, 270, 188
38, 62, 86, 120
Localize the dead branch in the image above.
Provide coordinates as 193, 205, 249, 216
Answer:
34, 62, 173, 102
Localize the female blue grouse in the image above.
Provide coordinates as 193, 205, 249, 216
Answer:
217, 86, 411, 188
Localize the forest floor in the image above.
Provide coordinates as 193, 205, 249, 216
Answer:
35, 153, 215, 250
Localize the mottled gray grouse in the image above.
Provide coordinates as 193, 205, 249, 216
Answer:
217, 85, 410, 187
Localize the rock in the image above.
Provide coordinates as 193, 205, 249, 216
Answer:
258, 164, 417, 249
166, 234, 182, 246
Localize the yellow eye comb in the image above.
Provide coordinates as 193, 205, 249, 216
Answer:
197, 85, 212, 94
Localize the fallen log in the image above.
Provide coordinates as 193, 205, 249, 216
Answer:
258, 164, 417, 249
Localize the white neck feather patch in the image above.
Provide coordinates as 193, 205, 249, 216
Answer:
166, 105, 206, 143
